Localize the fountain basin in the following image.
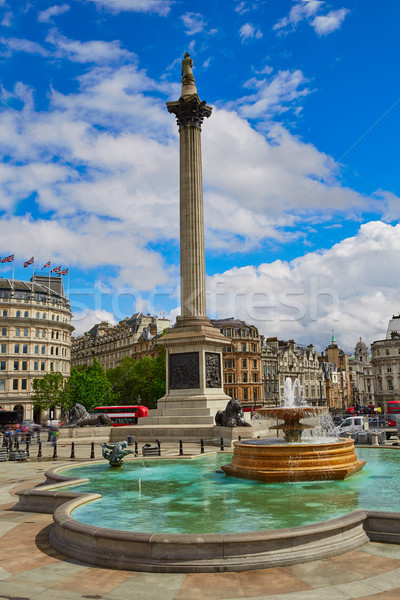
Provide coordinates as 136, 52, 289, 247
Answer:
222, 438, 366, 482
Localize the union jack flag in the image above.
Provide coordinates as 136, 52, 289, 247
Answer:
41, 261, 51, 270
59, 268, 68, 275
1, 254, 14, 263
51, 265, 62, 274
23, 257, 34, 268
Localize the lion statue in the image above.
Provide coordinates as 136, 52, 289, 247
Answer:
64, 403, 113, 427
215, 398, 252, 428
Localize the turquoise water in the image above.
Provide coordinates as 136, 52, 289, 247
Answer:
61, 448, 400, 534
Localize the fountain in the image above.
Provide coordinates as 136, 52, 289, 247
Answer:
222, 377, 366, 482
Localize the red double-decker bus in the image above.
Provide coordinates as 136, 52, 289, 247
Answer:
387, 400, 400, 427
93, 405, 148, 426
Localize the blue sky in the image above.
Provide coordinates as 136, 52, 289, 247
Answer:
0, 0, 399, 352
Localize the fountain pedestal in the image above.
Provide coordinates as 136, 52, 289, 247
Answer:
222, 406, 366, 482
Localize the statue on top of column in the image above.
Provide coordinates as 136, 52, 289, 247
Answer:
181, 52, 195, 86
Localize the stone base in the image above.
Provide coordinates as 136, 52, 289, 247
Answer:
58, 427, 112, 440
110, 424, 254, 445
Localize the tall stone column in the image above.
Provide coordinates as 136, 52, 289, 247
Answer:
145, 53, 231, 427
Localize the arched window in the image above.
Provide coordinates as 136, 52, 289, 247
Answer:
52, 314, 54, 321
23, 328, 28, 337
15, 328, 20, 337
36, 312, 40, 319
24, 311, 28, 318
2, 310, 7, 317
42, 313, 46, 319
16, 310, 21, 317
1, 328, 6, 336
42, 330, 46, 338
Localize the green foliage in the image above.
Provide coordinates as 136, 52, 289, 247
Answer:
66, 358, 114, 412
107, 346, 166, 408
32, 372, 69, 414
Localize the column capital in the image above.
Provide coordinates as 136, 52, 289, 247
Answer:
166, 95, 212, 130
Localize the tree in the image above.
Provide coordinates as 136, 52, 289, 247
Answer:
107, 346, 166, 408
66, 358, 114, 412
32, 372, 69, 416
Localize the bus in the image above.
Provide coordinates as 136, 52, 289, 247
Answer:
93, 405, 148, 426
387, 400, 400, 426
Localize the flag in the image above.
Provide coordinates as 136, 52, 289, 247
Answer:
51, 265, 62, 274
23, 257, 34, 268
59, 268, 68, 275
41, 261, 51, 270
1, 254, 14, 263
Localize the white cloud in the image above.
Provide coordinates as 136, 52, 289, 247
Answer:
312, 9, 350, 35
46, 29, 134, 64
0, 36, 49, 57
1, 11, 12, 27
38, 4, 70, 23
239, 22, 262, 42
274, 1, 349, 36
181, 12, 206, 35
72, 309, 117, 338
86, 0, 172, 16
206, 221, 400, 353
231, 68, 310, 120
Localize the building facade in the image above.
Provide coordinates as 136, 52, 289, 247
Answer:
348, 338, 374, 408
262, 338, 326, 406
320, 333, 351, 409
71, 312, 170, 369
0, 276, 73, 422
371, 315, 400, 412
211, 318, 263, 403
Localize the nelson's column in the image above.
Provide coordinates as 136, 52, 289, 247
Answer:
145, 53, 232, 434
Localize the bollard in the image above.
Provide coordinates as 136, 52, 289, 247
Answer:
200, 438, 205, 454
47, 431, 51, 442
37, 441, 42, 458
134, 440, 138, 457
53, 442, 57, 460
156, 439, 161, 456
179, 440, 183, 456
90, 442, 95, 459
15, 439, 19, 451
238, 436, 241, 441
220, 437, 224, 451
25, 441, 30, 457
70, 442, 75, 459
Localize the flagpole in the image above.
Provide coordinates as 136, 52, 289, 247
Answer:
67, 270, 70, 299
48, 263, 51, 299
12, 254, 14, 290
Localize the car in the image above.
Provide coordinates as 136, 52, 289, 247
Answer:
368, 417, 388, 427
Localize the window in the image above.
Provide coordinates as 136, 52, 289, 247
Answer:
226, 328, 231, 337
16, 310, 21, 317
51, 331, 54, 339
242, 372, 248, 383
13, 360, 18, 370
34, 361, 38, 371
41, 346, 45, 354
12, 379, 18, 390
388, 379, 394, 391
34, 345, 39, 354
36, 312, 40, 319
15, 328, 20, 337
41, 361, 45, 371
50, 362, 53, 371
24, 311, 28, 318
227, 373, 235, 383
253, 373, 258, 382
56, 332, 59, 340
22, 361, 27, 371
55, 347, 59, 356
21, 379, 27, 390
52, 314, 54, 321
55, 362, 59, 371
42, 330, 46, 338
35, 329, 39, 338
0, 380, 5, 391
50, 347, 54, 355
388, 365, 392, 373
243, 388, 248, 400
242, 343, 246, 351
242, 359, 247, 368
22, 345, 28, 354
1, 328, 6, 336
23, 328, 28, 337
42, 313, 46, 319
226, 345, 232, 353
386, 349, 390, 355
0, 344, 6, 354
14, 344, 20, 353
2, 310, 7, 316
56, 315, 59, 321
0, 361, 5, 371
253, 360, 257, 369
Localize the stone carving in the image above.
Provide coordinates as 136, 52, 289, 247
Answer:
167, 96, 212, 129
215, 398, 252, 428
64, 403, 113, 427
205, 352, 221, 388
181, 52, 195, 85
101, 441, 133, 467
169, 352, 200, 389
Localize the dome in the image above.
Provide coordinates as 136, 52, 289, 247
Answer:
355, 338, 367, 351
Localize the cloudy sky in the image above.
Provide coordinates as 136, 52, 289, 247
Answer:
0, 0, 399, 352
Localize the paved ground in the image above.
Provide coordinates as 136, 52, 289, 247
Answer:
1, 441, 400, 600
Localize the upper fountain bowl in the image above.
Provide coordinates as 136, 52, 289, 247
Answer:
257, 406, 327, 421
